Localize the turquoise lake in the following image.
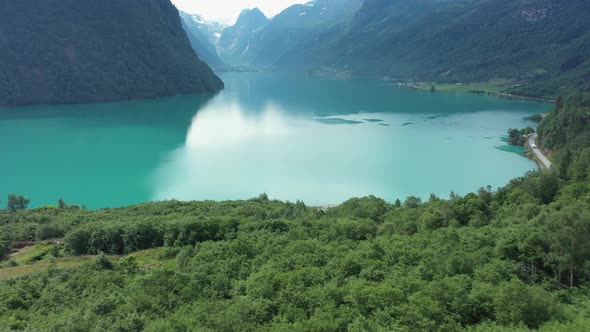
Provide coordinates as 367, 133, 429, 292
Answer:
0, 72, 549, 209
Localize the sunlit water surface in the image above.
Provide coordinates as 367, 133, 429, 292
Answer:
0, 72, 548, 208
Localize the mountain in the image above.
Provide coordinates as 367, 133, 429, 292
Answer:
218, 8, 270, 66
276, 0, 590, 98
179, 12, 225, 47
250, 0, 364, 67
218, 1, 363, 67
179, 11, 225, 69
0, 0, 223, 106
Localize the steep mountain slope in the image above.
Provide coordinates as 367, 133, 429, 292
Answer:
218, 0, 363, 67
218, 8, 270, 65
180, 20, 224, 70
251, 0, 364, 66
0, 0, 223, 106
277, 0, 590, 98
179, 11, 225, 69
179, 12, 225, 47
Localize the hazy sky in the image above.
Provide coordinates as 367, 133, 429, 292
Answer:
171, 0, 307, 24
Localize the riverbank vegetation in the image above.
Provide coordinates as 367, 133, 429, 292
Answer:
399, 82, 557, 103
1, 178, 589, 331
507, 127, 535, 146
413, 82, 509, 95
1, 95, 590, 331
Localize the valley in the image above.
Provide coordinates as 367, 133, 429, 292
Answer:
183, 0, 590, 100
1, 1, 590, 331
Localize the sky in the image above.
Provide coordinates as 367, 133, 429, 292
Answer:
171, 0, 307, 24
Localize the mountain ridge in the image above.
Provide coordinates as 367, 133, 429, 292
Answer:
217, 0, 363, 68
212, 0, 589, 98
277, 0, 590, 98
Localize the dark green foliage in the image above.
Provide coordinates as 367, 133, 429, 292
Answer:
537, 93, 590, 152
175, 246, 195, 272
558, 148, 573, 179
50, 244, 60, 258
65, 220, 166, 255
95, 252, 113, 270
525, 114, 544, 123
555, 96, 564, 113
331, 196, 387, 222
545, 203, 590, 288
275, 0, 590, 98
508, 127, 535, 146
0, 240, 8, 260
536, 93, 590, 186
493, 279, 555, 328
2, 260, 18, 268
0, 0, 223, 106
6, 194, 30, 211
403, 196, 422, 208
537, 170, 560, 204
1, 171, 590, 330
34, 223, 65, 241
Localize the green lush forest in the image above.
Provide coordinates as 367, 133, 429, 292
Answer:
274, 0, 590, 99
1, 96, 590, 330
214, 0, 590, 99
0, 0, 223, 106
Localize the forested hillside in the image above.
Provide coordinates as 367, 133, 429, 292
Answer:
0, 0, 223, 106
312, 0, 590, 97
217, 0, 590, 99
1, 96, 590, 331
536, 93, 590, 177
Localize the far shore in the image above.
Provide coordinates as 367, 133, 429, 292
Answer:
392, 81, 555, 103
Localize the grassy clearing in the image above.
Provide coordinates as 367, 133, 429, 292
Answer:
415, 82, 508, 94
0, 247, 175, 280
127, 247, 176, 270
0, 256, 94, 280
9, 242, 63, 265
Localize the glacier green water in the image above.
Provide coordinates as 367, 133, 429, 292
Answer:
0, 72, 548, 209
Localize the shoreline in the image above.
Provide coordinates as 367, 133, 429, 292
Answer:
226, 68, 556, 104
392, 82, 554, 103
